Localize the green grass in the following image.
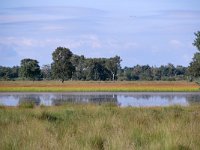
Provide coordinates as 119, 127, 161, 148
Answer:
18, 101, 35, 109
0, 104, 200, 149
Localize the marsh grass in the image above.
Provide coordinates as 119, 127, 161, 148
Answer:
0, 104, 200, 149
0, 104, 5, 109
0, 81, 199, 92
18, 101, 35, 108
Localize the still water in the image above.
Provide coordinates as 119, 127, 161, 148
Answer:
0, 92, 200, 107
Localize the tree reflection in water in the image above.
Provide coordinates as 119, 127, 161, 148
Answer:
0, 92, 200, 107
18, 95, 41, 106
51, 94, 118, 106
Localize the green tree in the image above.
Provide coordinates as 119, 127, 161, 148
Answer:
189, 31, 200, 79
51, 47, 75, 83
0, 66, 11, 80
71, 55, 86, 80
0, 66, 19, 80
41, 64, 52, 80
123, 67, 139, 80
10, 66, 20, 79
193, 31, 200, 51
20, 59, 41, 81
189, 53, 200, 77
105, 56, 121, 80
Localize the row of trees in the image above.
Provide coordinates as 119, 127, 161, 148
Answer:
119, 64, 187, 81
51, 47, 121, 82
0, 66, 19, 80
0, 31, 199, 82
0, 47, 121, 82
0, 57, 188, 81
0, 62, 188, 81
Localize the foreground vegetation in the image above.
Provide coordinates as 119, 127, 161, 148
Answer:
0, 104, 200, 150
0, 81, 199, 92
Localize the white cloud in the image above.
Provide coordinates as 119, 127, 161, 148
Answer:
0, 34, 102, 49
0, 37, 36, 47
169, 40, 183, 48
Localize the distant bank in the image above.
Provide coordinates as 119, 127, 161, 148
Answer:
0, 81, 199, 92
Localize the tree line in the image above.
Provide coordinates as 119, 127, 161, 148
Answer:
0, 50, 188, 81
119, 64, 187, 81
0, 47, 121, 82
0, 31, 199, 82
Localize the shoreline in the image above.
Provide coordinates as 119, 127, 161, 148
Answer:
0, 81, 199, 92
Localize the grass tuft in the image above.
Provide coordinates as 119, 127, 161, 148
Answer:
0, 104, 5, 109
90, 135, 105, 150
39, 111, 62, 122
18, 101, 35, 108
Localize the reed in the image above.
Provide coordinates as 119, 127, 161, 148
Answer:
0, 104, 200, 149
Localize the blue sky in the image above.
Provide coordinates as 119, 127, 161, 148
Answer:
0, 0, 200, 67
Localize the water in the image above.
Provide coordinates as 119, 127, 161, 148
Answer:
0, 92, 200, 107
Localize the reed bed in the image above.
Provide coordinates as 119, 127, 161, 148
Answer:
0, 81, 199, 92
0, 104, 200, 150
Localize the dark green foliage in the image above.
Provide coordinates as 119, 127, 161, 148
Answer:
84, 58, 111, 81
189, 31, 200, 78
51, 47, 75, 82
119, 64, 187, 81
0, 66, 19, 80
189, 53, 200, 77
19, 58, 41, 81
71, 55, 86, 80
71, 55, 121, 81
193, 31, 200, 51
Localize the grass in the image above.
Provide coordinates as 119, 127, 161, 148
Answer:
0, 104, 200, 149
18, 101, 35, 109
0, 80, 199, 92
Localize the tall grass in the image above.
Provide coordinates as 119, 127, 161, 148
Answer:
0, 104, 200, 149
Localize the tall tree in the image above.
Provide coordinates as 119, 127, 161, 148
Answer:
20, 59, 41, 81
51, 47, 75, 83
189, 53, 200, 77
193, 31, 200, 51
105, 56, 121, 80
71, 55, 86, 80
189, 31, 200, 79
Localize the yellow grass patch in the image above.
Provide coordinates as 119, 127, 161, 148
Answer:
0, 81, 199, 92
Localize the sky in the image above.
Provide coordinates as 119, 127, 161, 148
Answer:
0, 0, 200, 67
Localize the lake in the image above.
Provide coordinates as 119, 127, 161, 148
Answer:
0, 92, 200, 107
